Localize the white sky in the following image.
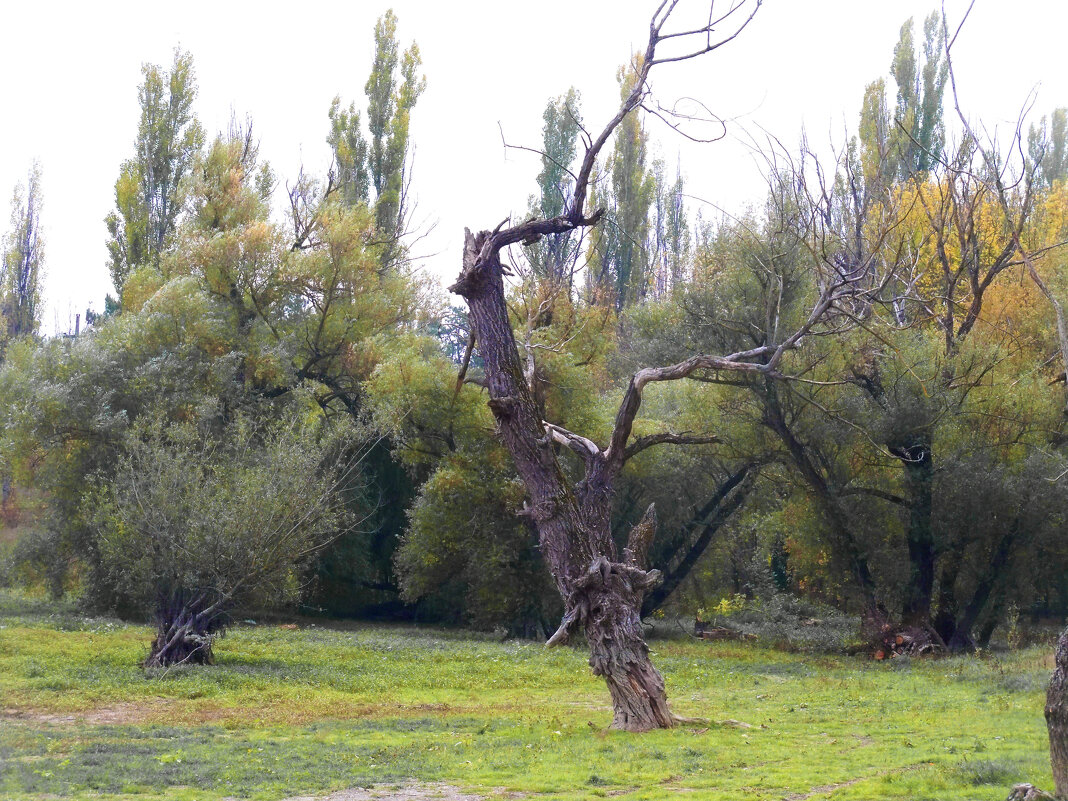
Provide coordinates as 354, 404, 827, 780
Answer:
1, 0, 1065, 334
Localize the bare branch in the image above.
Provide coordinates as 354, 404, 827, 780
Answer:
623, 432, 721, 461
453, 329, 476, 401
544, 422, 601, 462
498, 120, 580, 185
451, 0, 761, 299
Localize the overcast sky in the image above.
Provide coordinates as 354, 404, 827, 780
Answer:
2, 1, 1065, 334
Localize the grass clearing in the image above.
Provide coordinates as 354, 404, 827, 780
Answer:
0, 589, 1054, 800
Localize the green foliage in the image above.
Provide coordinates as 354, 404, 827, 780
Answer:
327, 97, 371, 207
85, 412, 355, 619
329, 10, 425, 269
701, 591, 863, 653
857, 11, 947, 194
3, 115, 433, 621
527, 88, 584, 284
889, 12, 948, 178
1030, 107, 1068, 188
399, 447, 559, 631
4, 3, 1067, 685
1, 163, 44, 346
105, 49, 203, 297
364, 282, 623, 631
367, 340, 559, 631
651, 158, 690, 294
587, 60, 656, 309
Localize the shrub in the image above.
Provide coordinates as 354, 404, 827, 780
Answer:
85, 412, 358, 668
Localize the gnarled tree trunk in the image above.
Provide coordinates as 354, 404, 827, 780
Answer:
582, 555, 674, 731
1046, 626, 1068, 798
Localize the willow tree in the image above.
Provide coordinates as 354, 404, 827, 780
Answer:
450, 0, 904, 731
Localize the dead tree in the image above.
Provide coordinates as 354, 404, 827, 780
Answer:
451, 0, 904, 731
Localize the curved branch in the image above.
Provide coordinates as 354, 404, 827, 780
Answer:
839, 486, 907, 506
623, 432, 721, 462
605, 347, 772, 468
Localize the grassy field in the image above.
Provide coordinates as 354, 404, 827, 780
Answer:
0, 590, 1055, 801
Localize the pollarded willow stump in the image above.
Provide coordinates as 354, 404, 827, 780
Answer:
143, 589, 225, 669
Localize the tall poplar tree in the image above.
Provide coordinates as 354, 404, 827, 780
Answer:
1031, 107, 1068, 188
328, 10, 425, 269
105, 49, 203, 297
2, 164, 44, 343
0, 164, 43, 531
889, 12, 948, 178
327, 98, 371, 208
650, 158, 689, 296
527, 89, 583, 285
588, 60, 655, 309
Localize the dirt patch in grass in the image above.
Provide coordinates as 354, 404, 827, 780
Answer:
782, 776, 866, 800
276, 783, 497, 800
781, 762, 934, 800
1, 698, 504, 727
2, 698, 179, 725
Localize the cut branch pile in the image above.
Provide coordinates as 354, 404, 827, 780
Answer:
1004, 784, 1057, 801
693, 620, 755, 641
871, 623, 946, 660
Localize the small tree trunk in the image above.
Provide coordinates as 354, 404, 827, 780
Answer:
144, 589, 224, 669
895, 440, 935, 625
1, 475, 15, 527
1046, 626, 1068, 799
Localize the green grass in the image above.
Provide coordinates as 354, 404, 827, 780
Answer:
0, 589, 1054, 800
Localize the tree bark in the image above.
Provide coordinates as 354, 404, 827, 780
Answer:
580, 555, 674, 731
1046, 626, 1068, 798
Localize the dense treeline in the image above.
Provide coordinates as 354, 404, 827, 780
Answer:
0, 8, 1067, 668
